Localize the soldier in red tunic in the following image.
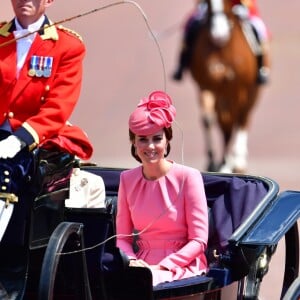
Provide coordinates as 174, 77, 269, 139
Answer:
0, 0, 93, 160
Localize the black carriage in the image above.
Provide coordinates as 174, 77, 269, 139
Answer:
0, 152, 299, 300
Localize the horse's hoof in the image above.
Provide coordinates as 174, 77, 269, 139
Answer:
218, 164, 233, 174
232, 167, 247, 174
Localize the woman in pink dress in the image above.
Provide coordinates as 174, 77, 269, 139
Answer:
116, 90, 209, 286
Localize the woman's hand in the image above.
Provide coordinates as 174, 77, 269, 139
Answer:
129, 259, 150, 268
129, 260, 167, 271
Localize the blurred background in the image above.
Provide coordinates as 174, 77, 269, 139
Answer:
1, 1, 299, 299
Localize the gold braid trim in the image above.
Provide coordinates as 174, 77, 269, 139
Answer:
0, 193, 18, 207
57, 25, 83, 42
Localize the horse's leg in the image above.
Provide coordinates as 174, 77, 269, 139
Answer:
230, 86, 260, 173
230, 128, 248, 173
199, 90, 219, 171
220, 129, 249, 174
206, 91, 236, 173
218, 121, 235, 173
221, 89, 258, 173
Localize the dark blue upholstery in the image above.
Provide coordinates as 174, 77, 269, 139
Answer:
204, 174, 268, 249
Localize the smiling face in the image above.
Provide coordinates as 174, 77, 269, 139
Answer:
11, 0, 53, 28
133, 129, 168, 165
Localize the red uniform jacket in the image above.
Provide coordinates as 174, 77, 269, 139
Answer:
0, 16, 93, 160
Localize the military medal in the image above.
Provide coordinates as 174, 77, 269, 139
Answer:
43, 57, 53, 78
28, 55, 53, 78
28, 55, 37, 77
35, 69, 43, 77
43, 70, 50, 77
35, 56, 44, 77
28, 69, 36, 77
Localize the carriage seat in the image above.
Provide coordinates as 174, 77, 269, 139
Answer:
80, 166, 272, 299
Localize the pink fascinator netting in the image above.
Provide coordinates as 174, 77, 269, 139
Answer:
129, 90, 176, 135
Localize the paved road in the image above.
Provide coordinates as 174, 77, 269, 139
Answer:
1, 1, 299, 299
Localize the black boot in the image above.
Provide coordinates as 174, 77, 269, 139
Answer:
172, 67, 184, 81
256, 54, 270, 85
173, 17, 203, 81
172, 48, 189, 81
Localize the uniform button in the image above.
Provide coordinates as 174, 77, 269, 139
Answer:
41, 96, 45, 103
8, 112, 14, 118
3, 113, 7, 117
45, 85, 50, 91
1, 186, 7, 191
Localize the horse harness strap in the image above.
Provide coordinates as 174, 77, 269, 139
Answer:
240, 20, 262, 56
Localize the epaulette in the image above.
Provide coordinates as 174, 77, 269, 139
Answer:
57, 25, 83, 42
0, 21, 7, 28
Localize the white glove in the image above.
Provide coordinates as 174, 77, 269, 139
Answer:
0, 135, 22, 159
211, 13, 231, 45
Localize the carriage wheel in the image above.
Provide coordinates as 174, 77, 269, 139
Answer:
282, 277, 300, 300
38, 221, 92, 300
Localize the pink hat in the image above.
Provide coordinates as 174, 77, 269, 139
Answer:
129, 90, 176, 135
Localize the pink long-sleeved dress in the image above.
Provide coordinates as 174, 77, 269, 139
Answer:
116, 162, 208, 286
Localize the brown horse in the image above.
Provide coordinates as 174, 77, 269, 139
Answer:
188, 0, 263, 173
